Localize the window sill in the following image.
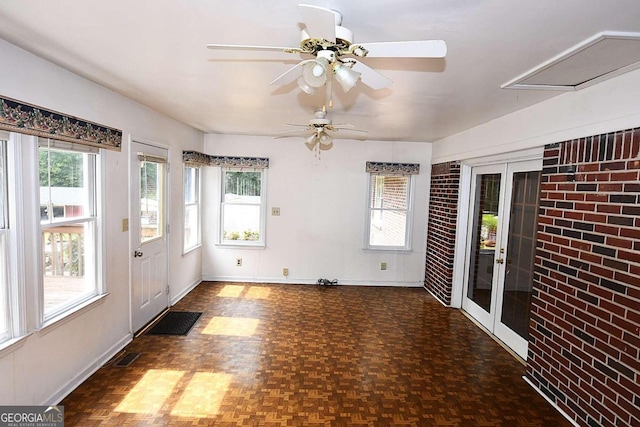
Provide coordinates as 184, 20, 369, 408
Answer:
38, 293, 109, 337
0, 334, 30, 359
183, 244, 202, 256
363, 248, 413, 254
216, 243, 265, 249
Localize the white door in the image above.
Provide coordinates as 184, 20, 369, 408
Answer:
462, 159, 542, 359
130, 141, 169, 332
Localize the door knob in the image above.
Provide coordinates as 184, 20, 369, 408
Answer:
134, 250, 143, 258
496, 258, 504, 264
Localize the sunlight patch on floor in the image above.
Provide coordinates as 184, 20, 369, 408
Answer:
171, 372, 233, 418
202, 316, 260, 336
217, 285, 245, 298
245, 286, 271, 299
115, 369, 184, 414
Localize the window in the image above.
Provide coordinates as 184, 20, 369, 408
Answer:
0, 138, 9, 342
39, 139, 100, 320
220, 169, 266, 246
366, 173, 413, 250
184, 165, 201, 252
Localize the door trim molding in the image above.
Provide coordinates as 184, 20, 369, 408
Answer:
455, 149, 544, 358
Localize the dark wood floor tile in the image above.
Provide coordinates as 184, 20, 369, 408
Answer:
61, 282, 572, 426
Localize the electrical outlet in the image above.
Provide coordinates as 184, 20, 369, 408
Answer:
235, 258, 242, 267
282, 268, 289, 276
272, 207, 281, 216
381, 262, 387, 270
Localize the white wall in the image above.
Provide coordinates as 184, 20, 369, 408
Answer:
432, 67, 640, 163
0, 40, 203, 404
202, 134, 432, 287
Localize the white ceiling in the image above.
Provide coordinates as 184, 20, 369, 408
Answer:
1, 1, 640, 142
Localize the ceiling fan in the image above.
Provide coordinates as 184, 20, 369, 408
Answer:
276, 109, 366, 154
206, 4, 446, 93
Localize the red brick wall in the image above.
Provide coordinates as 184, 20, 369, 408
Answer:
528, 129, 640, 427
425, 161, 460, 305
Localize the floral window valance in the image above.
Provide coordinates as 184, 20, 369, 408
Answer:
183, 151, 269, 168
0, 95, 122, 151
366, 161, 420, 175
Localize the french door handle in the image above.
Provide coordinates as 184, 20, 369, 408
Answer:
134, 249, 144, 258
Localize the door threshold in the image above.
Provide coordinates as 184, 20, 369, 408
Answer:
459, 309, 526, 366
134, 307, 171, 338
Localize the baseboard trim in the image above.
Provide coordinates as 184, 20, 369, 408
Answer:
522, 375, 580, 427
45, 333, 132, 405
201, 276, 423, 287
171, 278, 202, 305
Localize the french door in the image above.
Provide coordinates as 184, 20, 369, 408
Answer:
462, 159, 541, 359
130, 141, 169, 332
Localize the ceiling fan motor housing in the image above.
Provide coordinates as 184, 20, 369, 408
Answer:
299, 25, 354, 54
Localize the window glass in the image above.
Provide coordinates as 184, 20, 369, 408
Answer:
184, 166, 200, 251
367, 174, 412, 250
220, 170, 264, 245
39, 140, 98, 319
140, 160, 164, 243
0, 140, 8, 341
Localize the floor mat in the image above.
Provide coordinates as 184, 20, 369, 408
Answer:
147, 311, 202, 336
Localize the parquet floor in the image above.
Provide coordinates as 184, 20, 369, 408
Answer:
61, 282, 572, 426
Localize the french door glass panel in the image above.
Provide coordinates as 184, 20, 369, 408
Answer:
466, 172, 502, 313
500, 170, 541, 340
463, 160, 541, 359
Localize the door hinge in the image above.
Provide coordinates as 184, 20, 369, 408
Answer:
166, 285, 170, 295
166, 224, 170, 234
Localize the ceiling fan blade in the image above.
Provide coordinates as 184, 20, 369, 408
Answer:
207, 43, 302, 53
332, 127, 368, 134
269, 59, 314, 85
282, 123, 312, 129
298, 4, 338, 42
274, 127, 313, 138
351, 61, 393, 90
359, 40, 447, 58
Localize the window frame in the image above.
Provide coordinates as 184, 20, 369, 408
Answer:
0, 137, 10, 343
364, 172, 415, 252
218, 167, 267, 247
183, 165, 201, 253
38, 138, 103, 324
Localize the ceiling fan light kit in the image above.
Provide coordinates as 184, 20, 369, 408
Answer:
206, 3, 446, 154
207, 3, 446, 92
301, 55, 330, 87
296, 76, 317, 95
333, 62, 361, 92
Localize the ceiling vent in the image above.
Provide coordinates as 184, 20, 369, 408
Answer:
502, 31, 640, 91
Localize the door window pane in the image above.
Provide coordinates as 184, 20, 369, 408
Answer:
467, 173, 501, 313
501, 171, 541, 339
140, 160, 164, 243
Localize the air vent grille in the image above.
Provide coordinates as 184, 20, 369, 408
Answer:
502, 31, 640, 91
